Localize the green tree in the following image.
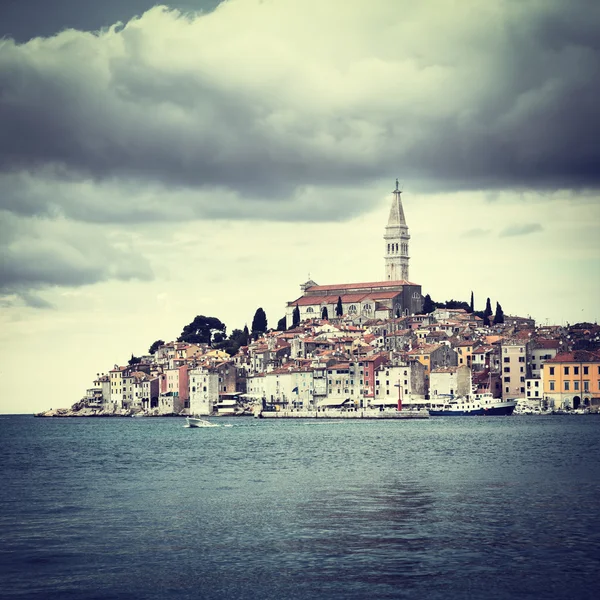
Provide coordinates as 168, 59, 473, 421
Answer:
219, 328, 248, 356
128, 353, 141, 366
243, 325, 249, 346
422, 294, 435, 314
148, 339, 164, 355
483, 298, 493, 326
335, 296, 343, 317
251, 308, 268, 339
277, 316, 287, 331
470, 291, 474, 313
292, 304, 301, 328
178, 315, 226, 346
321, 306, 329, 320
494, 302, 505, 325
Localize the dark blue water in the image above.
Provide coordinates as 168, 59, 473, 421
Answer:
1, 415, 599, 599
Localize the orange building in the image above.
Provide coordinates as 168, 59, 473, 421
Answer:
542, 350, 600, 410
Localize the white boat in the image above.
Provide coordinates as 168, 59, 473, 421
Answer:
429, 392, 516, 416
186, 416, 219, 428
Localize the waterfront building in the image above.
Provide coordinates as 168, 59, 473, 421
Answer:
189, 367, 219, 415
528, 339, 560, 379
500, 339, 528, 400
542, 350, 600, 410
429, 365, 471, 399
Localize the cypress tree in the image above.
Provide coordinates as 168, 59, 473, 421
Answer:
251, 308, 268, 339
422, 294, 435, 314
494, 302, 505, 325
335, 296, 343, 317
321, 306, 329, 320
276, 316, 287, 331
292, 304, 301, 328
483, 297, 493, 326
470, 291, 474, 313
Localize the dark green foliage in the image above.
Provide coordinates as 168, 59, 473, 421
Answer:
277, 316, 287, 331
218, 328, 249, 356
128, 353, 141, 366
321, 306, 329, 320
336, 296, 343, 317
251, 308, 268, 339
178, 315, 226, 346
493, 302, 505, 324
148, 339, 164, 355
213, 332, 226, 345
442, 299, 471, 311
483, 298, 493, 326
421, 294, 435, 314
470, 291, 474, 313
292, 304, 301, 327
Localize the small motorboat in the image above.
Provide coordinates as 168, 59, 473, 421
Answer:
186, 416, 219, 428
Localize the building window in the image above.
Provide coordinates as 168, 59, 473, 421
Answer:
519, 357, 525, 363
564, 381, 570, 391
574, 366, 579, 375
564, 367, 570, 375
549, 381, 555, 391
306, 307, 314, 313
504, 357, 510, 363
549, 367, 555, 376
583, 366, 589, 375
504, 367, 510, 373
584, 381, 589, 392
574, 381, 579, 391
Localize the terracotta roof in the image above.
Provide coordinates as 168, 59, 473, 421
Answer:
534, 339, 561, 349
306, 280, 419, 292
545, 350, 600, 364
288, 290, 401, 306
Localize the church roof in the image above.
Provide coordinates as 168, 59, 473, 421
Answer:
288, 290, 403, 307
305, 280, 418, 292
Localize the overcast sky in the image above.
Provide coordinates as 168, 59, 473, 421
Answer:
1, 0, 599, 413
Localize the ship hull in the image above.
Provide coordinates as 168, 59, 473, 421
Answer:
430, 403, 516, 416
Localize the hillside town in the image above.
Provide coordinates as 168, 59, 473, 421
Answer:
38, 182, 600, 417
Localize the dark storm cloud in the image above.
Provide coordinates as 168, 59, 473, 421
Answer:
499, 223, 543, 237
0, 213, 154, 299
0, 0, 598, 224
0, 0, 221, 43
0, 0, 598, 299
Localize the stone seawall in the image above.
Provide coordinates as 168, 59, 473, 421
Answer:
258, 409, 429, 419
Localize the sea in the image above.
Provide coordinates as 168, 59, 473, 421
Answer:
1, 415, 599, 600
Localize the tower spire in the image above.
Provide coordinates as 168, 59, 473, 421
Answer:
384, 180, 410, 281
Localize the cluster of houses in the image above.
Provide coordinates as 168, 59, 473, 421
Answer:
79, 185, 599, 416
83, 309, 600, 416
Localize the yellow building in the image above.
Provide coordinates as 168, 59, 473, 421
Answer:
542, 350, 600, 410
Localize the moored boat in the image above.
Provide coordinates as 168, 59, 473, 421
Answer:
429, 393, 516, 416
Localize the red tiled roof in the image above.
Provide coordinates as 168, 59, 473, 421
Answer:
545, 350, 600, 363
288, 290, 401, 307
306, 280, 419, 292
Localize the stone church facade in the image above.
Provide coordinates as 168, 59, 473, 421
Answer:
286, 182, 423, 328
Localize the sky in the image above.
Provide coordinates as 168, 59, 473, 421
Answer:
1, 0, 599, 414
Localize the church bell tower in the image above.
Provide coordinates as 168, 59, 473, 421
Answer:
384, 180, 410, 281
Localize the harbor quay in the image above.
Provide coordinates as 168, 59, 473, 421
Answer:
257, 408, 429, 419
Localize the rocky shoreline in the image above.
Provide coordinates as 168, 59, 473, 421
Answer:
35, 401, 183, 418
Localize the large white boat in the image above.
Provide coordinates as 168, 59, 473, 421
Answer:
186, 417, 219, 428
429, 392, 516, 416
